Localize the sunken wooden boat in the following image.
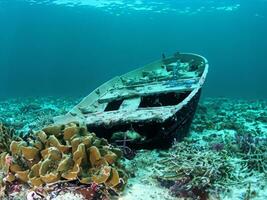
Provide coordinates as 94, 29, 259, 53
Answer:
54, 52, 208, 149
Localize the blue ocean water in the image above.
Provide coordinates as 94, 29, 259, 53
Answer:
0, 0, 266, 99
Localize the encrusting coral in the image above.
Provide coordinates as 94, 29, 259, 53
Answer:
0, 122, 127, 199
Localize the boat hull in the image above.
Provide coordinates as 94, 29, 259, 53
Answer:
87, 89, 201, 149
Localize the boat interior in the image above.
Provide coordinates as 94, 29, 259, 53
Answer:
79, 54, 205, 116
55, 53, 206, 124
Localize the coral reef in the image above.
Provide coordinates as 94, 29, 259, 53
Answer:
0, 123, 17, 154
0, 123, 19, 198
192, 98, 267, 134
0, 122, 127, 199
230, 132, 267, 173
124, 98, 267, 200
1, 97, 267, 200
155, 140, 234, 199
0, 97, 80, 134
191, 98, 267, 174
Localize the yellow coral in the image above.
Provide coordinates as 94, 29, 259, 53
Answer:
5, 173, 16, 183
33, 141, 43, 151
63, 123, 79, 141
47, 135, 71, 153
57, 155, 73, 172
39, 158, 60, 183
47, 147, 62, 160
40, 148, 49, 159
89, 146, 101, 167
42, 125, 64, 137
73, 143, 87, 166
106, 168, 120, 187
10, 164, 23, 173
4, 123, 127, 190
61, 157, 82, 180
10, 141, 26, 155
16, 170, 29, 182
21, 146, 39, 161
82, 135, 93, 148
92, 166, 111, 184
36, 130, 47, 144
94, 158, 108, 168
28, 163, 43, 187
104, 152, 118, 165
70, 137, 82, 153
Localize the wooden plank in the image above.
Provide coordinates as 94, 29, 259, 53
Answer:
78, 102, 108, 114
85, 106, 175, 127
99, 78, 199, 103
119, 97, 141, 111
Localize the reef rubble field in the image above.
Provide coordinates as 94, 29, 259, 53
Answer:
0, 97, 267, 200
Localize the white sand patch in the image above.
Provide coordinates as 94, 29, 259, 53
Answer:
121, 182, 176, 200
221, 175, 267, 200
53, 192, 85, 200
120, 150, 176, 200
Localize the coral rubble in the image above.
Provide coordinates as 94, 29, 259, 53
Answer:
0, 97, 80, 134
0, 123, 17, 154
155, 140, 234, 199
